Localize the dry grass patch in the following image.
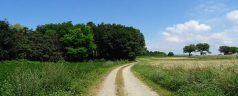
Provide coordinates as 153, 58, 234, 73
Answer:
150, 59, 237, 70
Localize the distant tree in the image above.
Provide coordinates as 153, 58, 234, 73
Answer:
141, 47, 150, 56
229, 47, 237, 54
219, 46, 238, 55
183, 44, 196, 56
0, 20, 16, 60
219, 46, 231, 55
168, 52, 174, 56
196, 43, 210, 55
145, 51, 167, 56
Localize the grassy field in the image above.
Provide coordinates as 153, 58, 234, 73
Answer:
0, 60, 127, 96
133, 56, 238, 96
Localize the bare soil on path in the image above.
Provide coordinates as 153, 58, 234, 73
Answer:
97, 63, 159, 96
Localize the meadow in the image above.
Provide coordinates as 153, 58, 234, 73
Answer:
133, 56, 238, 96
0, 60, 127, 96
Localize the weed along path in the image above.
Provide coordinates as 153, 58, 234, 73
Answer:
97, 63, 159, 96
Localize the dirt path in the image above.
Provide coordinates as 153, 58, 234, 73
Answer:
123, 64, 158, 96
97, 63, 159, 96
97, 65, 126, 96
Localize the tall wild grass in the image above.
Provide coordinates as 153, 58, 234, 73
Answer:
0, 60, 126, 96
133, 61, 238, 96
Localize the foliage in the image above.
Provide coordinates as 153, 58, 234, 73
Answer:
219, 46, 238, 55
183, 43, 211, 56
90, 23, 145, 60
0, 19, 145, 61
62, 24, 96, 61
27, 32, 59, 61
143, 51, 167, 57
0, 20, 15, 60
167, 52, 174, 56
183, 44, 196, 56
196, 43, 210, 55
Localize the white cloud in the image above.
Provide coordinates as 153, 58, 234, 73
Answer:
156, 18, 238, 54
146, 1, 238, 55
191, 1, 229, 18
162, 20, 211, 43
165, 20, 211, 34
226, 10, 238, 23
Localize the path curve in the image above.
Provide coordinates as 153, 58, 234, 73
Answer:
123, 64, 158, 96
97, 63, 159, 96
97, 65, 126, 96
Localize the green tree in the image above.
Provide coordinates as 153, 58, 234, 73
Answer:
36, 22, 76, 61
183, 44, 196, 56
196, 43, 210, 55
219, 46, 231, 55
229, 47, 237, 54
26, 32, 58, 61
11, 24, 29, 59
168, 52, 174, 56
219, 46, 238, 55
62, 24, 96, 61
0, 20, 15, 60
92, 23, 145, 60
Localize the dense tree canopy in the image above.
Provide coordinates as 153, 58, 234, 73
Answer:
62, 24, 96, 61
219, 46, 238, 55
0, 20, 15, 60
142, 50, 167, 56
183, 43, 211, 56
90, 23, 145, 60
0, 19, 146, 61
183, 44, 196, 56
196, 43, 210, 55
168, 52, 174, 56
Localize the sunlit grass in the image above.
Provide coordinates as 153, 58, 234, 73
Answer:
0, 60, 127, 96
133, 56, 238, 96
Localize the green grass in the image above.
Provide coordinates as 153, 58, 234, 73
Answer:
0, 60, 127, 96
132, 57, 238, 96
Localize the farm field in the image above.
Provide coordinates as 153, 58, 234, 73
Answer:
0, 60, 127, 96
1, 0, 238, 96
132, 56, 238, 96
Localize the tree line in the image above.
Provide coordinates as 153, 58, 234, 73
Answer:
183, 43, 210, 56
219, 46, 238, 55
140, 49, 174, 57
183, 43, 238, 56
0, 19, 146, 61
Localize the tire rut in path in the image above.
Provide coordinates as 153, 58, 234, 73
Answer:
123, 64, 159, 96
97, 63, 159, 96
115, 65, 129, 96
97, 65, 128, 96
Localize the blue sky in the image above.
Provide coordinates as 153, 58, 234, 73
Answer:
1, 0, 238, 54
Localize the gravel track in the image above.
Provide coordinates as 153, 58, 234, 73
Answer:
97, 63, 159, 96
